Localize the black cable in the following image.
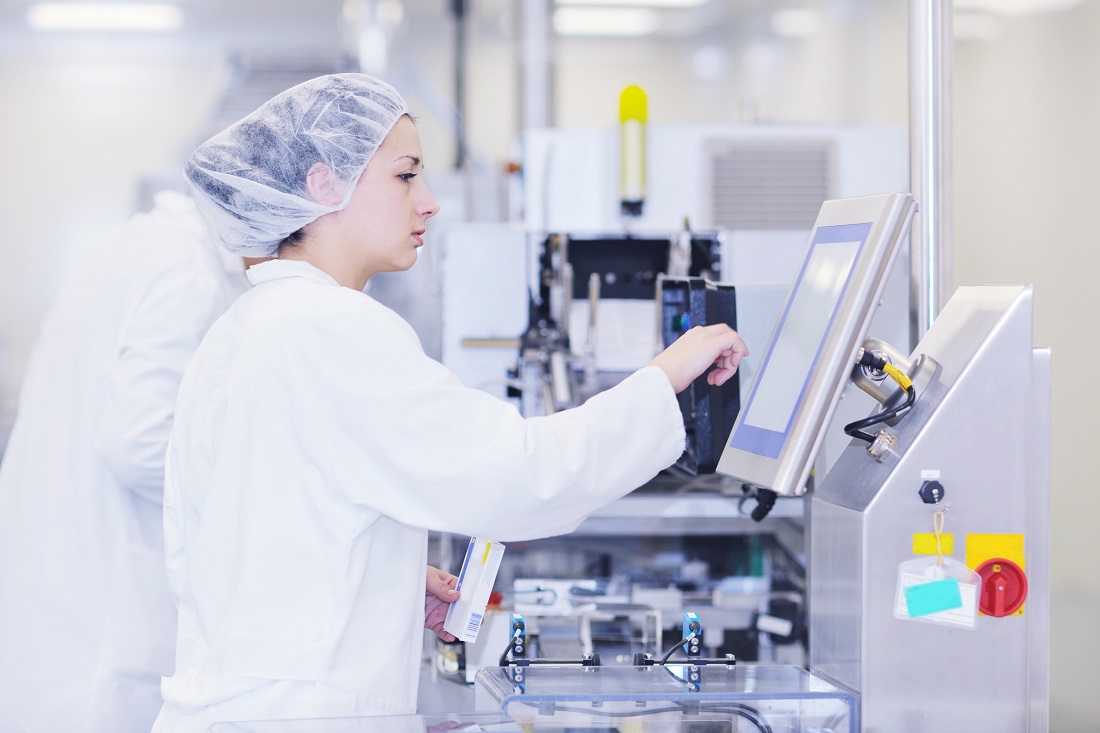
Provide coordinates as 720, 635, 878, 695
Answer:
704, 705, 775, 733
750, 487, 777, 522
658, 631, 696, 665
498, 627, 521, 667
845, 350, 916, 444
843, 383, 915, 444
659, 663, 701, 692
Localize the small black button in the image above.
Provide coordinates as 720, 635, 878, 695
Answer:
918, 480, 945, 504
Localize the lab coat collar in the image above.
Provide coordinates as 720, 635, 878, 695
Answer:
246, 259, 342, 288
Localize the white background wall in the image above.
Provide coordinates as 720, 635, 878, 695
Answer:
0, 45, 226, 414
0, 0, 1096, 726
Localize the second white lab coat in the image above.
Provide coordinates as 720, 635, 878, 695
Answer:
0, 192, 249, 733
154, 259, 686, 731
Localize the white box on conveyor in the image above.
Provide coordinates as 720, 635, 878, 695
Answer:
443, 537, 506, 643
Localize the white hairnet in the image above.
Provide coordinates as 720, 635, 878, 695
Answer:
185, 73, 408, 257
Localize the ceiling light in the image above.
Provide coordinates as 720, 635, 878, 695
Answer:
953, 0, 1081, 16
553, 7, 659, 37
27, 3, 184, 33
556, 0, 707, 7
771, 9, 823, 39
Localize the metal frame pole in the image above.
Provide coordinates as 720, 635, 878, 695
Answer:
519, 0, 553, 133
909, 0, 954, 348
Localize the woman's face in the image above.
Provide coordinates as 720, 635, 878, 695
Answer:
336, 115, 439, 279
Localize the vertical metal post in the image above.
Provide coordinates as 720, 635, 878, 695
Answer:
909, 0, 954, 349
1028, 347, 1052, 732
519, 0, 553, 133
450, 0, 468, 171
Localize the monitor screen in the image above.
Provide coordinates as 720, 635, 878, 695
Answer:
730, 224, 869, 458
716, 193, 916, 496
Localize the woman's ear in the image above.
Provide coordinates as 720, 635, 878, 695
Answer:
305, 163, 344, 206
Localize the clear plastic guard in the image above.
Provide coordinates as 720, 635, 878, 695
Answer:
475, 663, 856, 731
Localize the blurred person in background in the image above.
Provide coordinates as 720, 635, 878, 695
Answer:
0, 190, 256, 732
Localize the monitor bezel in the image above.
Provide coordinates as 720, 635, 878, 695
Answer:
715, 193, 917, 496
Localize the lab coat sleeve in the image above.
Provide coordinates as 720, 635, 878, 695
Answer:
311, 306, 687, 541
96, 261, 224, 505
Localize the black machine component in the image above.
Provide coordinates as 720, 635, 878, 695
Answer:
748, 487, 777, 522
560, 233, 722, 301
660, 277, 740, 474
532, 232, 721, 317
919, 479, 945, 504
632, 652, 737, 668
499, 653, 602, 668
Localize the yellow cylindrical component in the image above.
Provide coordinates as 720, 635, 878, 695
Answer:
619, 84, 647, 124
619, 85, 647, 217
882, 362, 914, 391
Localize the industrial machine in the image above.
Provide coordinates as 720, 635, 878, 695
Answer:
459, 192, 1050, 732
807, 284, 1049, 731
411, 114, 1049, 730
428, 126, 913, 696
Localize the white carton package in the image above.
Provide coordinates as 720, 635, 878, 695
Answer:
443, 537, 506, 643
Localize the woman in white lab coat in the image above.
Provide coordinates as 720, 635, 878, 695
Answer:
154, 73, 747, 731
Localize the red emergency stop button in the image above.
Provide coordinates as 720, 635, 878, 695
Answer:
976, 558, 1028, 617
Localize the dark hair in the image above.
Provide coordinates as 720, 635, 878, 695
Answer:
279, 227, 308, 250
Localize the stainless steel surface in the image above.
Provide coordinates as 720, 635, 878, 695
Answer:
1028, 347, 1051, 732
909, 0, 955, 348
810, 285, 1049, 731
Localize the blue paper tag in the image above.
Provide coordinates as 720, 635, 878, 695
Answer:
905, 578, 962, 617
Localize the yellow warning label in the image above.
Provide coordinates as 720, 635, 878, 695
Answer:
912, 533, 954, 555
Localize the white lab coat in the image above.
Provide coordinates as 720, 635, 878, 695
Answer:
153, 259, 686, 732
0, 192, 249, 733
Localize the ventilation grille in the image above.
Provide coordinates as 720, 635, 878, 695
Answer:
708, 140, 834, 230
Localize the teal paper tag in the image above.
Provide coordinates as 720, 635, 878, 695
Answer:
905, 578, 962, 616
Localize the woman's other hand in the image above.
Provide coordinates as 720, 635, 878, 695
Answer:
425, 565, 461, 641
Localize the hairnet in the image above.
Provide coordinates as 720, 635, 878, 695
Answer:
185, 73, 408, 257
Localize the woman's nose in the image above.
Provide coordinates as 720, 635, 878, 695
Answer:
419, 185, 440, 219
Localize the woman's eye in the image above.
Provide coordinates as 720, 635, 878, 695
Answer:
398, 172, 417, 182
